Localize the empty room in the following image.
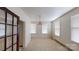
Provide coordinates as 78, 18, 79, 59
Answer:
0, 7, 79, 51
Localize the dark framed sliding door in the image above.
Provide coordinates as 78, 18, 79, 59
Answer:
0, 7, 19, 51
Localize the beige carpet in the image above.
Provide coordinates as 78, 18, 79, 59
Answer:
24, 39, 68, 51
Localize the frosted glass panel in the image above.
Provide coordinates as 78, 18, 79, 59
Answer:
7, 26, 12, 35
13, 44, 16, 51
0, 24, 5, 36
0, 38, 4, 50
14, 17, 17, 25
7, 37, 12, 48
7, 13, 12, 24
14, 26, 17, 34
13, 35, 17, 44
0, 9, 5, 23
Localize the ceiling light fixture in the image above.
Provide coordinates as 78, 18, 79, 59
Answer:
37, 15, 42, 25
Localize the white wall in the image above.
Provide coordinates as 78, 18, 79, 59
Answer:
24, 20, 31, 47
7, 7, 31, 48
51, 8, 79, 50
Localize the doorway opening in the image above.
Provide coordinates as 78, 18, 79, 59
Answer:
19, 20, 25, 50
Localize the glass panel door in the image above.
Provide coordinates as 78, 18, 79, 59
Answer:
0, 9, 5, 51
0, 7, 19, 51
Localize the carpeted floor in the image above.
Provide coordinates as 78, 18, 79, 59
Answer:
24, 39, 68, 51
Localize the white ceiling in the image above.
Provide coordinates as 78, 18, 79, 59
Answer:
21, 7, 74, 22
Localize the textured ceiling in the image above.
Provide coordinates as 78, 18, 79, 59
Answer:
21, 7, 74, 22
